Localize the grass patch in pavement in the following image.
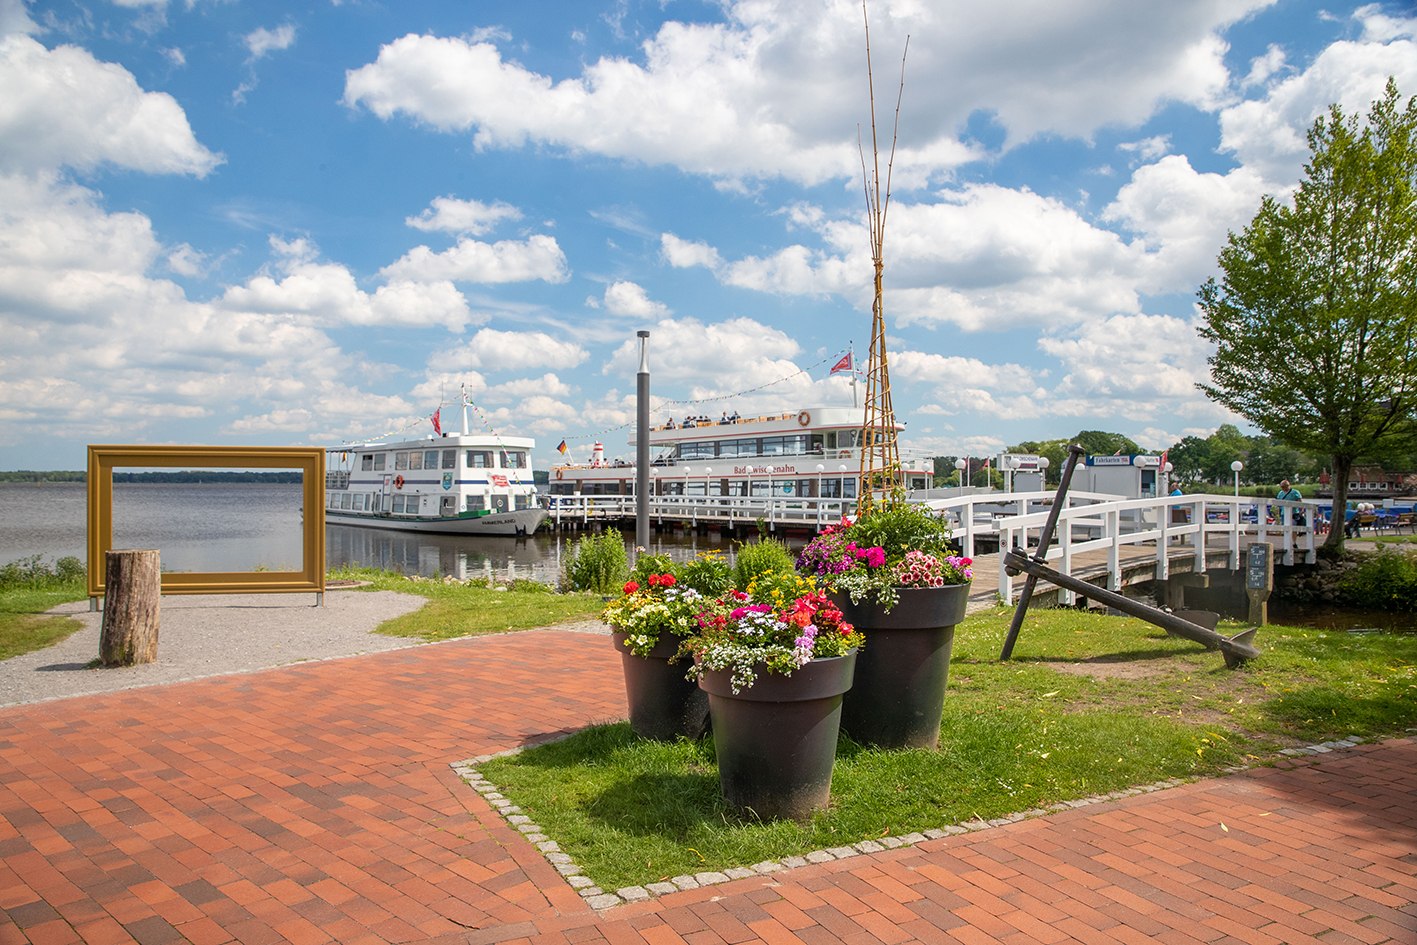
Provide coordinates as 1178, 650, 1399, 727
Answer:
0, 562, 88, 661
478, 605, 1417, 892
329, 565, 606, 641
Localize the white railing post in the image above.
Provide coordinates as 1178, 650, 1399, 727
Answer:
997, 521, 1014, 604
1107, 508, 1122, 590
1156, 496, 1170, 581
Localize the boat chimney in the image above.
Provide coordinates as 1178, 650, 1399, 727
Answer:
591, 442, 605, 467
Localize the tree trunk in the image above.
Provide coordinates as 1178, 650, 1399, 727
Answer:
1322, 455, 1353, 556
100, 550, 161, 666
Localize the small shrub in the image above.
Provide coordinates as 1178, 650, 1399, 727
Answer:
732, 538, 795, 590
1337, 548, 1417, 611
508, 578, 552, 594
629, 552, 677, 585
562, 531, 629, 594
680, 551, 733, 597
846, 502, 952, 560
0, 555, 86, 591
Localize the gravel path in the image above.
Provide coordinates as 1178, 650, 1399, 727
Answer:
2, 589, 430, 708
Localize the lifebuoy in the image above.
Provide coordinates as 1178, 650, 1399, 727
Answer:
393, 475, 405, 489
797, 410, 811, 427
555, 468, 564, 480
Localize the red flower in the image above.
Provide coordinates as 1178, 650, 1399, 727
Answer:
658, 573, 677, 587
623, 581, 639, 595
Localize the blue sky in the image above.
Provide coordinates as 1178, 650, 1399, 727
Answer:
3, 0, 1417, 470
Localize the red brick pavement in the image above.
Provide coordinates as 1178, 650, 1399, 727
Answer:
1, 629, 1413, 945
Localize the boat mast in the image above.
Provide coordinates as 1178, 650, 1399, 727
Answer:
460, 385, 471, 436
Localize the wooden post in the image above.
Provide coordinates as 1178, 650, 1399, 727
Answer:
100, 549, 161, 666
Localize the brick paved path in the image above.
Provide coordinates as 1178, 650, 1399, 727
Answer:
2, 629, 1413, 945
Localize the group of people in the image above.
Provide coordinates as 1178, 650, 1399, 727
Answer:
664, 411, 741, 429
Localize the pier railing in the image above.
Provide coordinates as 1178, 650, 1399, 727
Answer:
971, 493, 1321, 604
545, 493, 857, 530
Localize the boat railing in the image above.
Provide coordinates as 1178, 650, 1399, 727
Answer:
544, 493, 856, 528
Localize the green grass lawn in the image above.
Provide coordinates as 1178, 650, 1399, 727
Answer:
328, 565, 606, 640
0, 582, 88, 660
477, 605, 1417, 892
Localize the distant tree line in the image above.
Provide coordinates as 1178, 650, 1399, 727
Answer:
0, 470, 304, 483
930, 425, 1416, 491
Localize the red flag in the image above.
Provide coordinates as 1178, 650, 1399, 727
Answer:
829, 353, 852, 375
430, 408, 441, 435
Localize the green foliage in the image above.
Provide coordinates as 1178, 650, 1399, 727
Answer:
628, 552, 676, 584
0, 555, 86, 590
678, 551, 733, 596
1337, 548, 1417, 610
561, 531, 629, 594
731, 538, 795, 590
1198, 79, 1417, 550
848, 502, 952, 559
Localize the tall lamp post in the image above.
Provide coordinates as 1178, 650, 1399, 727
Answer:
954, 457, 967, 493
635, 331, 650, 553
1231, 460, 1243, 497
1038, 456, 1051, 489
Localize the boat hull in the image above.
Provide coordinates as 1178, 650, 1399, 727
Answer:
328, 508, 547, 537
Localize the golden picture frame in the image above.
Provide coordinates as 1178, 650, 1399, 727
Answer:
86, 445, 325, 598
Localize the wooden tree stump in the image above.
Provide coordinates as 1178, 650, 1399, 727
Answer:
100, 550, 161, 666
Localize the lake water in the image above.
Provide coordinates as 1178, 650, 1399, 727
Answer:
0, 481, 737, 583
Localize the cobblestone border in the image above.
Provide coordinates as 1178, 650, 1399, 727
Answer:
451, 734, 1366, 912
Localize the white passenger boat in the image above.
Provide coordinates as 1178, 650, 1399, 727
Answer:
548, 405, 931, 501
325, 404, 547, 537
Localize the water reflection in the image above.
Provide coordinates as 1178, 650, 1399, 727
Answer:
325, 524, 748, 584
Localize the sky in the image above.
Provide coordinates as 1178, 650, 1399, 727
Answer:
3, 0, 1417, 471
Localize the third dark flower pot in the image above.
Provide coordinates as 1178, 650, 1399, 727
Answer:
696, 651, 856, 821
612, 632, 709, 741
833, 584, 970, 750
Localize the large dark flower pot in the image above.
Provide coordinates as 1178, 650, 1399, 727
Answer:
696, 651, 856, 821
612, 632, 709, 741
833, 584, 970, 750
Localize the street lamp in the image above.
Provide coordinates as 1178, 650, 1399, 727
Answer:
1038, 456, 1051, 488
704, 466, 713, 497
954, 457, 966, 491
683, 466, 692, 501
838, 464, 848, 508
1231, 460, 1243, 497
816, 464, 824, 499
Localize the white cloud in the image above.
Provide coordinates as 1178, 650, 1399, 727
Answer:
1242, 43, 1287, 87
380, 234, 570, 284
603, 280, 670, 317
891, 350, 1042, 392
661, 232, 723, 270
1117, 135, 1171, 162
1039, 312, 1212, 404
245, 23, 296, 60
0, 0, 37, 34
220, 237, 475, 331
1102, 154, 1268, 292
406, 196, 522, 235
1355, 2, 1417, 42
0, 35, 221, 176
343, 0, 1266, 188
449, 327, 588, 372
1219, 28, 1417, 186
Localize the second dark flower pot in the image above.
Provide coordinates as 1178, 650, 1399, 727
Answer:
696, 651, 856, 821
833, 584, 970, 750
612, 632, 709, 741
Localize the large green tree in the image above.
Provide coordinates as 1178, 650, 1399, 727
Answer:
1198, 79, 1417, 552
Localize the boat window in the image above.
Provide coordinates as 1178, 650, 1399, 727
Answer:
370, 494, 381, 513
361, 455, 373, 471
340, 493, 352, 509
515, 495, 532, 510
467, 450, 492, 468
424, 450, 440, 469
466, 495, 486, 511
373, 453, 386, 471
502, 450, 528, 469
441, 449, 456, 469
408, 452, 423, 470
440, 496, 457, 516
395, 452, 409, 470
679, 441, 714, 460
327, 494, 338, 508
